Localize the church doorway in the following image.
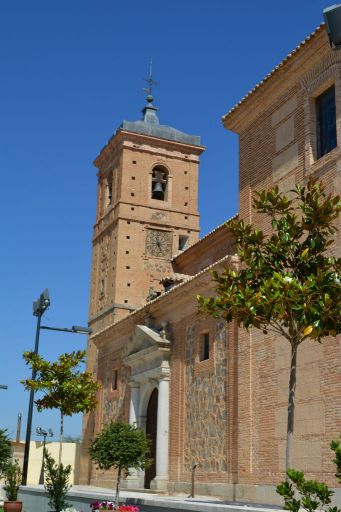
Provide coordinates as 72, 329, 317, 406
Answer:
144, 388, 158, 488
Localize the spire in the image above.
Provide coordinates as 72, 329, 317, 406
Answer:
119, 60, 201, 146
142, 59, 159, 125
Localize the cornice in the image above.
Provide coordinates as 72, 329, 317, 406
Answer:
94, 129, 206, 170
121, 141, 201, 164
95, 139, 123, 172
223, 24, 327, 133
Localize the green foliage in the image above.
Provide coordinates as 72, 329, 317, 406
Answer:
89, 421, 151, 507
0, 429, 12, 478
44, 451, 71, 512
62, 436, 81, 444
277, 436, 341, 511
89, 420, 151, 472
4, 461, 22, 501
276, 469, 339, 512
330, 434, 341, 483
198, 178, 341, 342
21, 350, 100, 417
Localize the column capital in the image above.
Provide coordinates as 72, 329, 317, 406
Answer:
159, 373, 170, 382
129, 380, 140, 389
158, 362, 170, 381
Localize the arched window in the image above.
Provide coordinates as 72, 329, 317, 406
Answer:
151, 166, 168, 201
106, 173, 113, 206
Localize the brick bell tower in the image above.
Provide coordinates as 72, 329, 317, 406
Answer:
88, 90, 205, 335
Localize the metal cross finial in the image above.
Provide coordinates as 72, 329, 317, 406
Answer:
143, 59, 158, 100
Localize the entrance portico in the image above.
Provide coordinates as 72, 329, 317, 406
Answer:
122, 324, 171, 492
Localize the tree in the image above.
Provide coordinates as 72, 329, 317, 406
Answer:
0, 429, 12, 477
22, 350, 100, 463
44, 451, 71, 512
198, 178, 341, 472
89, 421, 151, 509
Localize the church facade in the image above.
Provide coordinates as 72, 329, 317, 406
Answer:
80, 23, 341, 503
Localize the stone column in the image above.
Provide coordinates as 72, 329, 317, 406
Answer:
151, 374, 170, 492
121, 382, 143, 490
129, 383, 139, 425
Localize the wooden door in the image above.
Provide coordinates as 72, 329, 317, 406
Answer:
144, 388, 158, 488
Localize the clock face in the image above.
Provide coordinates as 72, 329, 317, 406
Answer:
146, 230, 172, 258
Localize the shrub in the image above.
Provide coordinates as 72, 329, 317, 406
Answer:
4, 461, 22, 501
277, 435, 341, 512
0, 429, 12, 478
44, 451, 71, 512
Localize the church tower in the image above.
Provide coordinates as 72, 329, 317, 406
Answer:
88, 92, 205, 335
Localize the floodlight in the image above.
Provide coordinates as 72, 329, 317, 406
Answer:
72, 325, 92, 334
324, 4, 341, 50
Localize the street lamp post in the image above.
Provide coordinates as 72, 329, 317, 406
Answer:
36, 427, 53, 485
22, 289, 50, 485
22, 288, 92, 485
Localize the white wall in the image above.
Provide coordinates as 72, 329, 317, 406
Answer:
11, 441, 81, 485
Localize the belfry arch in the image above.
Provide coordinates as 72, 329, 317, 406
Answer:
123, 324, 171, 492
151, 165, 168, 201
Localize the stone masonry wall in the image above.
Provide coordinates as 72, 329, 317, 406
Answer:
183, 317, 228, 481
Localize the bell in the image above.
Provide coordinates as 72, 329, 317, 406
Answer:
152, 181, 164, 200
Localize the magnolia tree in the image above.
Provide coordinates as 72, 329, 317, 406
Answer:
22, 350, 100, 463
89, 421, 151, 509
198, 178, 341, 472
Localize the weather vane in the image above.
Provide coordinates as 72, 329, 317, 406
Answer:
143, 59, 158, 99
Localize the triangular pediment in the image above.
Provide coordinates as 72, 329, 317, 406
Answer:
126, 325, 170, 358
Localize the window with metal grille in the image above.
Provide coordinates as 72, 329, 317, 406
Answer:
112, 369, 118, 391
200, 332, 210, 361
105, 171, 113, 208
316, 85, 337, 159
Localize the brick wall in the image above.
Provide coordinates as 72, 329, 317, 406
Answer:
224, 27, 341, 487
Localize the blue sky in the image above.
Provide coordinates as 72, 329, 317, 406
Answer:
0, 1, 331, 441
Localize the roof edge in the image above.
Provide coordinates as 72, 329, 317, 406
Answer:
172, 213, 238, 263
90, 252, 239, 341
222, 23, 325, 129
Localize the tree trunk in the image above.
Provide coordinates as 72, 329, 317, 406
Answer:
115, 466, 121, 510
285, 342, 298, 473
58, 411, 64, 465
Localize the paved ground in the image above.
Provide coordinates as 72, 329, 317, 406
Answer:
12, 482, 341, 511
18, 484, 283, 512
